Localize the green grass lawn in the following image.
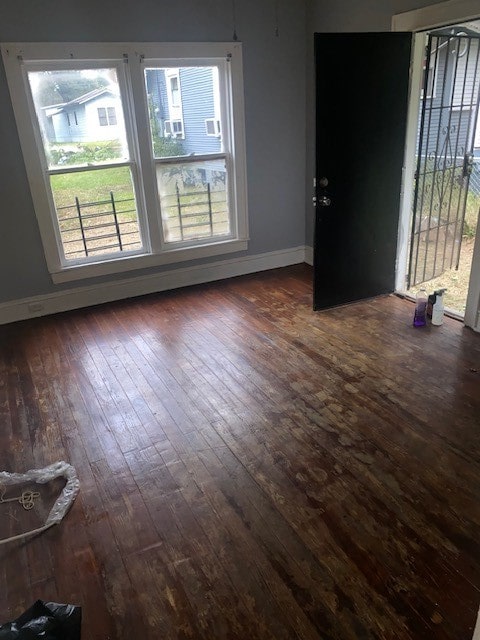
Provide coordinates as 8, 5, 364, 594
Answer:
50, 166, 135, 211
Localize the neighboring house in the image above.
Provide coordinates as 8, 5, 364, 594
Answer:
418, 29, 480, 195
41, 87, 124, 144
42, 67, 223, 159
145, 66, 222, 156
419, 31, 479, 159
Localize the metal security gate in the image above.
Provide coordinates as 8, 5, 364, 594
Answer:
408, 27, 480, 288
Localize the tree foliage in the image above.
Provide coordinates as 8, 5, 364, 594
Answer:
36, 71, 109, 107
153, 136, 185, 158
147, 94, 185, 158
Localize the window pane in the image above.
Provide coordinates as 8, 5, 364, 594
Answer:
97, 107, 108, 126
144, 66, 222, 158
28, 68, 130, 169
50, 166, 143, 260
107, 107, 117, 125
156, 160, 230, 243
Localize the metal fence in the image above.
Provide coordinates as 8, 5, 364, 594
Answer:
57, 192, 142, 259
57, 182, 229, 258
160, 182, 229, 242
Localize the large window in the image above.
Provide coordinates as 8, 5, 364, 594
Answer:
1, 43, 248, 283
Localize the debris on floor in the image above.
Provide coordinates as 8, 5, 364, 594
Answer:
0, 461, 79, 545
0, 600, 81, 639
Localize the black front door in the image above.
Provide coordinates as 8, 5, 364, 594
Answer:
314, 32, 412, 310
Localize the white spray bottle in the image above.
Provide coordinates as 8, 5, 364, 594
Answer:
431, 288, 447, 326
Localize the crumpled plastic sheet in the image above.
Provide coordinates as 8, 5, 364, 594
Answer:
0, 600, 81, 639
0, 461, 80, 544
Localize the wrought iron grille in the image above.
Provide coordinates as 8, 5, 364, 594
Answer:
408, 28, 480, 288
160, 182, 229, 242
57, 192, 142, 259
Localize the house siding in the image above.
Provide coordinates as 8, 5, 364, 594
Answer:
50, 111, 71, 143
180, 67, 221, 155
145, 68, 168, 122
146, 67, 222, 155
417, 37, 480, 159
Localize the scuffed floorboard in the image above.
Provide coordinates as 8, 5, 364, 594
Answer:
0, 265, 479, 639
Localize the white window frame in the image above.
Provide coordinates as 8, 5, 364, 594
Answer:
1, 42, 249, 284
164, 118, 184, 138
169, 74, 180, 107
205, 117, 221, 136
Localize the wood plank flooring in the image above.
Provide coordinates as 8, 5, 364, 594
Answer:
0, 264, 479, 639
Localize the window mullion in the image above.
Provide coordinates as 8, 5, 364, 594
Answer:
48, 160, 133, 176
225, 49, 248, 241
218, 59, 237, 237
154, 152, 227, 166
127, 53, 164, 252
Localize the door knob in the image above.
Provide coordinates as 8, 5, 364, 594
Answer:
318, 195, 331, 207
315, 176, 331, 207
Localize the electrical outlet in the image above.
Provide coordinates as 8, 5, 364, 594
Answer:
28, 302, 44, 313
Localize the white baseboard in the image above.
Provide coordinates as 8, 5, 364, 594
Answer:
0, 245, 308, 325
304, 245, 313, 266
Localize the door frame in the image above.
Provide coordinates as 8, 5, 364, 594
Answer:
393, 0, 480, 331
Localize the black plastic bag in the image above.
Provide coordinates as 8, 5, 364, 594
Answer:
0, 600, 81, 639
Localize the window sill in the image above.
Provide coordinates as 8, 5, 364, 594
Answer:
50, 238, 248, 284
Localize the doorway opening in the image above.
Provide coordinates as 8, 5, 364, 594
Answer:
399, 20, 480, 317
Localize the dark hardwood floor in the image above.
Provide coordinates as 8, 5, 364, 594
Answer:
0, 264, 479, 639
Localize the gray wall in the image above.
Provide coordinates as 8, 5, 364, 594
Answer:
305, 0, 451, 247
310, 0, 444, 32
0, 0, 306, 303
